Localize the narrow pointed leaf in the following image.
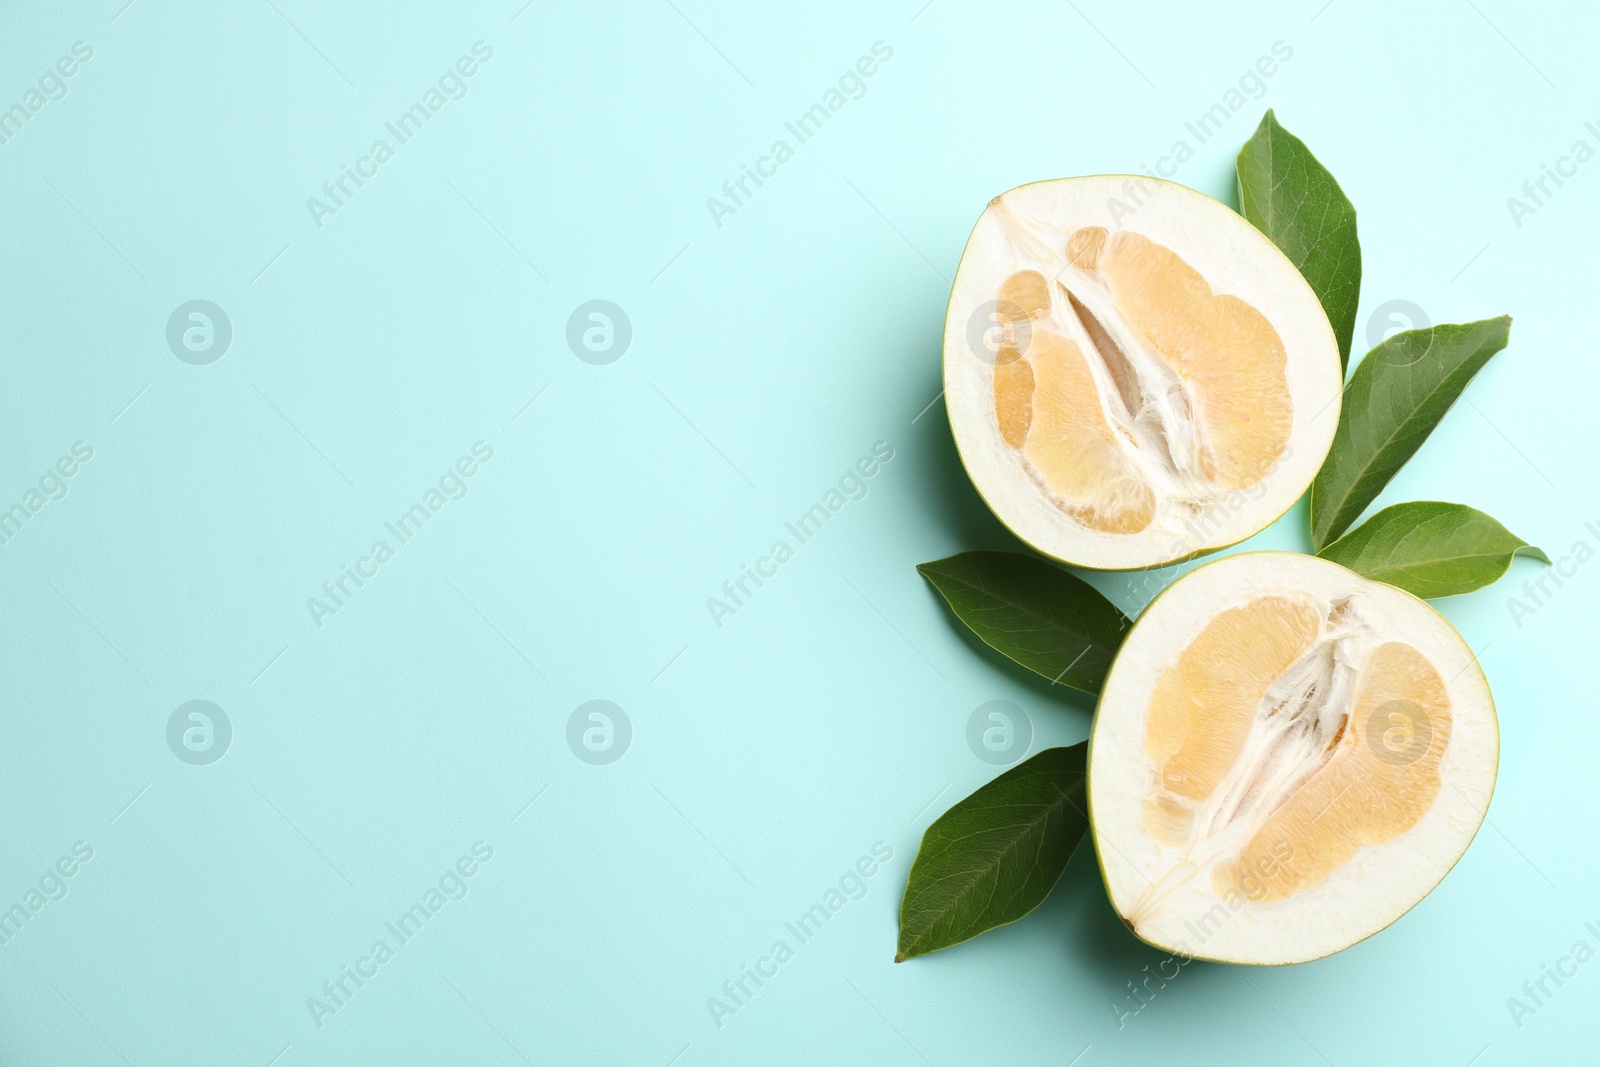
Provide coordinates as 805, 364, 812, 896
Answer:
1310, 316, 1512, 551
897, 745, 1089, 961
1318, 500, 1548, 598
1237, 109, 1362, 370
916, 551, 1130, 695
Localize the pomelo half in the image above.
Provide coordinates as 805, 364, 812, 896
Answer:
1087, 551, 1497, 965
943, 177, 1343, 570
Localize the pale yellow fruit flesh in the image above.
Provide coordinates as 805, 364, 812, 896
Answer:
1232, 642, 1451, 901
989, 228, 1293, 531
1139, 597, 1453, 907
1144, 597, 1322, 802
1020, 329, 1155, 534
1099, 231, 1293, 489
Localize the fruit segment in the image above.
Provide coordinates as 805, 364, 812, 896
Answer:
1236, 642, 1451, 901
1099, 232, 1293, 489
1144, 597, 1322, 802
993, 349, 1034, 449
1017, 329, 1155, 534
1066, 226, 1106, 272
998, 268, 1051, 321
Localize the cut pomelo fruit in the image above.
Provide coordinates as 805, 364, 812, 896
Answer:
943, 177, 1343, 570
1087, 552, 1497, 965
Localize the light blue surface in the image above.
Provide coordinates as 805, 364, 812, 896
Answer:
1, 1, 1593, 1063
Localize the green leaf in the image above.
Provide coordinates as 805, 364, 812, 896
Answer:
897, 745, 1089, 961
1237, 109, 1362, 371
1317, 500, 1549, 598
916, 551, 1130, 696
1309, 316, 1512, 550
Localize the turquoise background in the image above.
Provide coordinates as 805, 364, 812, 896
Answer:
0, 0, 1593, 1063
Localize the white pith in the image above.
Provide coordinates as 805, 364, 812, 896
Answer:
943, 176, 1343, 570
1088, 552, 1498, 966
